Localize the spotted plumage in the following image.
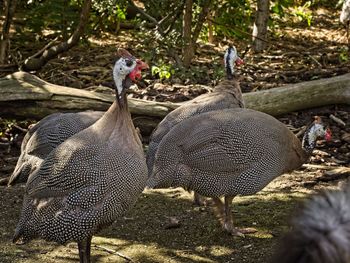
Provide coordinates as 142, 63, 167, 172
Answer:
9, 111, 104, 185
147, 46, 245, 178
147, 108, 331, 235
13, 49, 149, 263
271, 184, 350, 263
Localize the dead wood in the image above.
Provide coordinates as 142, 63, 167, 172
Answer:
0, 71, 349, 135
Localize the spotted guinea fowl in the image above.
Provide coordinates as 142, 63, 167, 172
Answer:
147, 45, 244, 178
8, 111, 104, 185
271, 184, 350, 263
13, 49, 149, 263
147, 110, 331, 235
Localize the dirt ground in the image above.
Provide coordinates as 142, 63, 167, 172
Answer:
0, 3, 350, 263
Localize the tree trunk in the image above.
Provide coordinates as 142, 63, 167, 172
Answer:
207, 12, 214, 44
192, 0, 211, 43
0, 0, 17, 64
252, 0, 270, 52
1, 72, 349, 136
182, 0, 194, 67
182, 0, 211, 67
22, 0, 92, 71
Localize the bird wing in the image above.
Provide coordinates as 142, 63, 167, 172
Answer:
147, 92, 242, 171
176, 124, 256, 175
25, 141, 103, 198
164, 109, 290, 175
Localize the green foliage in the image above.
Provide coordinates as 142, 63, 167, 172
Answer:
143, 0, 183, 20
23, 0, 81, 38
90, 0, 128, 32
151, 64, 174, 80
339, 47, 349, 62
291, 1, 313, 26
213, 0, 253, 39
20, 0, 130, 38
212, 63, 225, 81
271, 0, 294, 17
271, 0, 313, 26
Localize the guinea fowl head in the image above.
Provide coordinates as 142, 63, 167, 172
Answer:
224, 45, 244, 80
302, 116, 332, 154
113, 48, 149, 107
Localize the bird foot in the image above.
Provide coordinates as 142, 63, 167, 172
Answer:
223, 224, 258, 237
223, 223, 244, 237
193, 192, 211, 206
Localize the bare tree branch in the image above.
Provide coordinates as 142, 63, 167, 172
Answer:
22, 0, 92, 71
0, 0, 17, 64
192, 0, 211, 43
127, 0, 163, 32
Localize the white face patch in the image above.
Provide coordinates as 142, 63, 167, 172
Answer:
224, 46, 238, 73
311, 123, 326, 138
306, 123, 326, 147
113, 58, 137, 96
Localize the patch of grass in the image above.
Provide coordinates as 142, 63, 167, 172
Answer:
0, 185, 307, 263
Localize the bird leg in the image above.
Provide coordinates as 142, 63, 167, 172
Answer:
212, 196, 249, 236
211, 197, 226, 226
193, 192, 211, 206
212, 196, 252, 236
223, 196, 235, 233
223, 196, 258, 236
78, 236, 92, 263
193, 192, 204, 206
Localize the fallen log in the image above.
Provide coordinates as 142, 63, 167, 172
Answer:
0, 71, 349, 135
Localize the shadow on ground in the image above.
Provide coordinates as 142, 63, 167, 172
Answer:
0, 181, 308, 263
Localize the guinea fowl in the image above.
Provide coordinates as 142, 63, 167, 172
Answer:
8, 111, 104, 185
147, 46, 244, 180
147, 110, 331, 235
271, 184, 350, 263
13, 49, 149, 263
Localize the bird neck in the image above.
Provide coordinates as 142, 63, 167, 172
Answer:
226, 63, 234, 80
215, 80, 245, 108
89, 100, 142, 151
113, 68, 134, 109
301, 125, 318, 155
113, 68, 127, 97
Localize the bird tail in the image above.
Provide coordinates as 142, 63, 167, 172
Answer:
270, 185, 350, 263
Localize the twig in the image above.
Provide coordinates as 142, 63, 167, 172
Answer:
307, 54, 322, 67
324, 167, 350, 176
302, 164, 348, 170
93, 244, 134, 262
295, 126, 307, 138
26, 37, 59, 60
330, 114, 346, 126
128, 0, 161, 32
0, 177, 9, 186
12, 124, 28, 133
